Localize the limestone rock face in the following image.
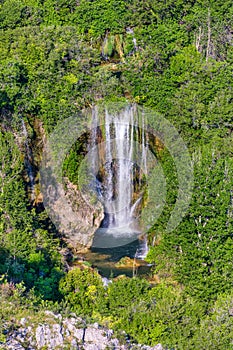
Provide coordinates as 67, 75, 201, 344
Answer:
41, 177, 104, 250
61, 180, 104, 250
37, 117, 104, 250
35, 324, 63, 349
0, 311, 164, 350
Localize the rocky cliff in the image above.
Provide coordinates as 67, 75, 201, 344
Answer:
1, 311, 163, 350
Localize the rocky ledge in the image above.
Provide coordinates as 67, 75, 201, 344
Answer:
0, 311, 163, 350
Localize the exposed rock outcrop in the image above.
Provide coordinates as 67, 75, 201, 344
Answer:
18, 116, 104, 250
0, 311, 164, 350
58, 179, 104, 250
39, 114, 105, 250
40, 172, 104, 250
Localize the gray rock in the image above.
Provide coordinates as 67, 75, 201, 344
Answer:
2, 312, 164, 350
83, 345, 102, 350
63, 317, 84, 340
36, 323, 64, 349
35, 324, 48, 348
4, 339, 26, 350
44, 310, 62, 321
41, 176, 104, 249
84, 327, 108, 347
70, 338, 78, 349
20, 318, 27, 326
151, 345, 164, 350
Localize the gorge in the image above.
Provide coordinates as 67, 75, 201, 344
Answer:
39, 104, 156, 268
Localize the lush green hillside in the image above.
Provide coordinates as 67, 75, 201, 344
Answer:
0, 1, 233, 348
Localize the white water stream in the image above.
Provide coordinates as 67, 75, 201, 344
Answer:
89, 106, 149, 257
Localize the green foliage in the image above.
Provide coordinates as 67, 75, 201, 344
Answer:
114, 283, 203, 347
0, 131, 63, 299
63, 135, 88, 186
192, 291, 233, 349
103, 35, 116, 57
71, 0, 129, 38
107, 277, 150, 316
0, 0, 233, 347
148, 145, 233, 301
59, 268, 106, 316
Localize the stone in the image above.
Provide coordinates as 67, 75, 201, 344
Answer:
1, 312, 164, 350
20, 318, 27, 326
51, 324, 63, 347
35, 325, 47, 348
4, 339, 26, 350
151, 345, 164, 350
70, 338, 78, 349
84, 345, 102, 350
45, 310, 62, 321
84, 327, 108, 349
35, 323, 64, 349
41, 176, 104, 249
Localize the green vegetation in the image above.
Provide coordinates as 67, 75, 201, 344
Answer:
0, 0, 233, 348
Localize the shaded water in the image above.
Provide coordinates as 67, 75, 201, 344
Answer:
82, 238, 151, 278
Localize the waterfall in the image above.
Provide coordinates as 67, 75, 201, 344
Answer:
90, 105, 148, 249
105, 109, 114, 226
130, 196, 142, 218
113, 108, 134, 227
135, 236, 149, 259
21, 119, 35, 201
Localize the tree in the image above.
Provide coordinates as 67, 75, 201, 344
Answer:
59, 268, 106, 316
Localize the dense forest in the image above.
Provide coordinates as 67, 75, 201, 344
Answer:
0, 0, 233, 348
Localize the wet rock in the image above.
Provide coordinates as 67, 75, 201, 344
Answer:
115, 256, 141, 268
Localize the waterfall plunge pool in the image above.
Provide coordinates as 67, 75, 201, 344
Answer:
76, 232, 152, 279
73, 105, 155, 278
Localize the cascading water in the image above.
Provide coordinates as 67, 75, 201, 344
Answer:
104, 107, 135, 228
135, 236, 148, 259
104, 110, 114, 226
89, 105, 149, 257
